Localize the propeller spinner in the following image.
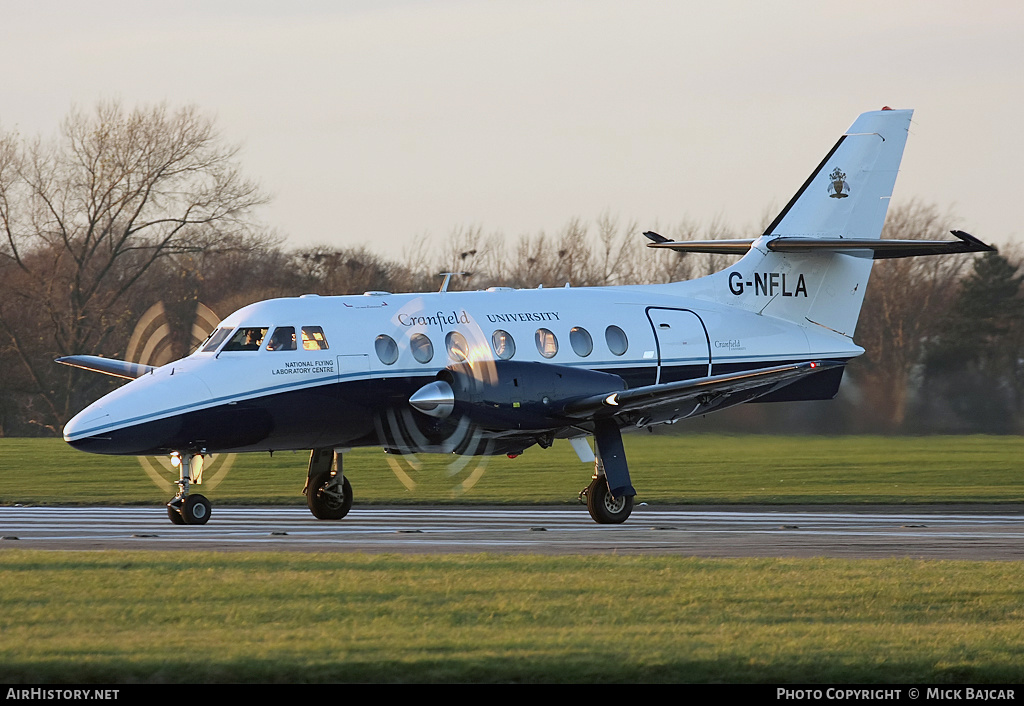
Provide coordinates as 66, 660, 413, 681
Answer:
409, 380, 455, 418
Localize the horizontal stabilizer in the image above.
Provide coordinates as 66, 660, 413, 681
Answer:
55, 355, 155, 380
642, 230, 671, 244
562, 360, 843, 419
644, 231, 754, 255
646, 230, 994, 260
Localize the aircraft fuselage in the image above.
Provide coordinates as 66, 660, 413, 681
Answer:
63, 281, 860, 457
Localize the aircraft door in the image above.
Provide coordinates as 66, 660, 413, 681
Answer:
336, 354, 370, 379
646, 308, 711, 384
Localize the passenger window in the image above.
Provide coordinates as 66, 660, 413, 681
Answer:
222, 327, 268, 351
375, 334, 398, 365
535, 328, 558, 358
410, 333, 434, 363
605, 325, 628, 356
446, 331, 470, 362
302, 326, 329, 351
569, 327, 593, 357
266, 326, 296, 351
491, 329, 516, 360
201, 327, 233, 353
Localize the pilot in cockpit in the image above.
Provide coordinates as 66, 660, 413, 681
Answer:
266, 326, 297, 351
242, 329, 263, 350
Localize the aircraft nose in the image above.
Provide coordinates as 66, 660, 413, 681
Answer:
64, 402, 108, 443
63, 369, 214, 455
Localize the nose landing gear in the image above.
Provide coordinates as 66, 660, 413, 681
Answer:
166, 452, 212, 525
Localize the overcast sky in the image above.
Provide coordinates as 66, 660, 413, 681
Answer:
3, 1, 1021, 259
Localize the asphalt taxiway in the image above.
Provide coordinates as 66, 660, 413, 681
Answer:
2, 504, 1023, 559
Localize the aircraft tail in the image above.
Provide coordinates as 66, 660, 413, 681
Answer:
763, 108, 912, 242
676, 108, 915, 337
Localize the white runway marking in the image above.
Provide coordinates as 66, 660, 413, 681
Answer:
2, 505, 1023, 559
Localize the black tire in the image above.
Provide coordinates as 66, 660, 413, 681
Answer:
181, 494, 212, 525
307, 473, 353, 520
585, 477, 633, 524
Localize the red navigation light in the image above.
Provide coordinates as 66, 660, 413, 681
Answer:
881, 106, 893, 111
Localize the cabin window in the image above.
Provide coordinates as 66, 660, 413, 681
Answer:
201, 327, 233, 353
375, 334, 399, 365
569, 327, 593, 357
491, 329, 516, 360
222, 327, 268, 351
266, 326, 296, 351
446, 331, 470, 362
410, 333, 434, 363
535, 328, 558, 358
605, 325, 628, 356
302, 326, 329, 351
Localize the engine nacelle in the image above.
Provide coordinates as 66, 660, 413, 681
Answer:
409, 360, 626, 430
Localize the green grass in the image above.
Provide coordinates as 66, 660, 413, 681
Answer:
1, 550, 1022, 683
2, 434, 1024, 506
3, 437, 1024, 684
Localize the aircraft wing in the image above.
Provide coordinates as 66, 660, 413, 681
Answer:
561, 360, 842, 419
55, 355, 155, 380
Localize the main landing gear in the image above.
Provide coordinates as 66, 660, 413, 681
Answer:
582, 474, 634, 524
578, 419, 636, 524
166, 452, 211, 525
304, 447, 353, 520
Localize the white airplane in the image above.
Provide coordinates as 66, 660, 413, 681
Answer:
58, 108, 992, 526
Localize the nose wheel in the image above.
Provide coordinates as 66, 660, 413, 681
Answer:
165, 452, 212, 525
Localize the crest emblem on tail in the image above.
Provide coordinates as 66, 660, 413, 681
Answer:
827, 167, 850, 198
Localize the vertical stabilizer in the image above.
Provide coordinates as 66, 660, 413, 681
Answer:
709, 108, 913, 337
764, 108, 912, 240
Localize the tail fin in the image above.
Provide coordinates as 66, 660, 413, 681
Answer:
708, 108, 913, 336
763, 108, 911, 240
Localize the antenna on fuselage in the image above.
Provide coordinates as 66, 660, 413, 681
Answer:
437, 272, 470, 292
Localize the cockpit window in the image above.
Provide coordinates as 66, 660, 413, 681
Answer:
222, 327, 268, 351
301, 326, 329, 351
201, 327, 234, 353
266, 326, 297, 351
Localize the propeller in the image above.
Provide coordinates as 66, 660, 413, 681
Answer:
128, 301, 236, 492
373, 294, 497, 495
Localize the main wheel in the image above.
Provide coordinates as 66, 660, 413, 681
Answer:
307, 473, 353, 520
585, 477, 633, 524
181, 494, 212, 525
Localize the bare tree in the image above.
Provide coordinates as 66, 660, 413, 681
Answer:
0, 101, 268, 431
398, 215, 745, 294
291, 244, 416, 296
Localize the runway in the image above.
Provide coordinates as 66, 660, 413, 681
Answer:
2, 504, 1024, 559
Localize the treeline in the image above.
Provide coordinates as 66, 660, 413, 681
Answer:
2, 103, 1022, 436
